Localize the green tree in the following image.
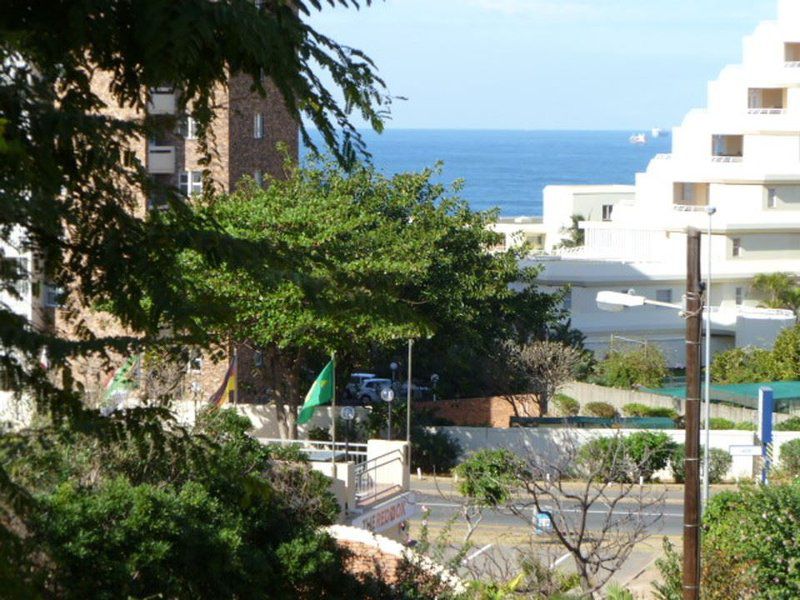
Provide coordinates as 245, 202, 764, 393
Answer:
752, 272, 800, 314
595, 345, 669, 389
556, 214, 586, 249
780, 438, 800, 477
1, 0, 391, 588
455, 449, 524, 507
187, 164, 557, 437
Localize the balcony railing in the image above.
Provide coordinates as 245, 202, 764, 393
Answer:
147, 146, 176, 174
654, 153, 672, 160
711, 155, 743, 163
147, 88, 177, 115
786, 61, 800, 68
747, 108, 785, 115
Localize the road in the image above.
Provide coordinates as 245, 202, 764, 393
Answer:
405, 477, 700, 590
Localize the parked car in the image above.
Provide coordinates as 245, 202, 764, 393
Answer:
398, 382, 431, 400
357, 378, 393, 404
344, 372, 376, 400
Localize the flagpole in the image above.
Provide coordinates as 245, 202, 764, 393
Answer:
331, 351, 336, 471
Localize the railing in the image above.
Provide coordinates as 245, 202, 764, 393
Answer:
711, 155, 743, 163
653, 153, 672, 160
786, 61, 800, 68
258, 438, 368, 465
747, 108, 785, 115
354, 448, 405, 505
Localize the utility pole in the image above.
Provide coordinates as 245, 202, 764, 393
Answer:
683, 228, 702, 600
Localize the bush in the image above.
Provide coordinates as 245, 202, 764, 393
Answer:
552, 393, 580, 417
412, 428, 461, 474
646, 407, 679, 419
595, 345, 669, 389
622, 403, 650, 417
671, 445, 732, 484
454, 449, 524, 506
708, 417, 735, 430
307, 426, 331, 441
584, 401, 617, 419
776, 416, 800, 431
579, 432, 675, 483
734, 421, 756, 431
702, 481, 800, 598
710, 346, 775, 384
780, 439, 800, 477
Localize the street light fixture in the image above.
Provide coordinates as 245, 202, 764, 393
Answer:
596, 229, 703, 600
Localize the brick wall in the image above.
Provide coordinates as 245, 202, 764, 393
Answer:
417, 394, 540, 428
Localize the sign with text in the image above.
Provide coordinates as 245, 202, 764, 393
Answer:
729, 445, 762, 457
351, 492, 418, 533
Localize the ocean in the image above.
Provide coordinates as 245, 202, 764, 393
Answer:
303, 129, 672, 217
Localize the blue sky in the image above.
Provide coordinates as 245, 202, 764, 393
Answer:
309, 0, 777, 130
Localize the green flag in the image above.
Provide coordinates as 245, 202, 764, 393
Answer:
298, 360, 335, 425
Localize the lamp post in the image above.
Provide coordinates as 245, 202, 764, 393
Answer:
595, 228, 703, 600
702, 207, 716, 510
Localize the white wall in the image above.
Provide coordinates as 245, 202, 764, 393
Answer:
434, 426, 800, 482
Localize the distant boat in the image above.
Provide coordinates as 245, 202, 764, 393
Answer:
629, 133, 647, 145
651, 127, 668, 138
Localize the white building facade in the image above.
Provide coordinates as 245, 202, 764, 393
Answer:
526, 0, 800, 365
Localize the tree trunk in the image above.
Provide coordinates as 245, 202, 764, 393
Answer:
267, 347, 301, 440
574, 556, 595, 599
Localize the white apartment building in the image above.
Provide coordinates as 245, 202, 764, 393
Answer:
524, 0, 800, 365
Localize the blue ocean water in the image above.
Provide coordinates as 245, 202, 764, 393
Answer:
303, 129, 671, 216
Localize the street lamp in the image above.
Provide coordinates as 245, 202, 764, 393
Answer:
596, 229, 703, 600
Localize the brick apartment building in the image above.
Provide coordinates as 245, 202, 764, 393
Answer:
56, 72, 298, 408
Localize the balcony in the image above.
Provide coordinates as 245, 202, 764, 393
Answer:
147, 88, 177, 115
747, 87, 786, 115
147, 145, 176, 174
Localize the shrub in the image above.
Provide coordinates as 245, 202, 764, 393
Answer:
595, 345, 669, 389
412, 428, 461, 474
710, 346, 775, 384
454, 449, 524, 506
776, 416, 800, 431
780, 439, 800, 477
307, 426, 331, 441
734, 421, 756, 431
702, 482, 800, 598
584, 401, 617, 419
552, 393, 580, 417
579, 432, 675, 483
622, 403, 650, 417
646, 407, 679, 419
671, 445, 732, 484
708, 418, 735, 430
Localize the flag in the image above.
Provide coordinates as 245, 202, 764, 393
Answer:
103, 355, 139, 403
298, 359, 334, 425
210, 353, 237, 408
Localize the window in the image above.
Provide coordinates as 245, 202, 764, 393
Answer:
44, 284, 63, 308
732, 238, 742, 257
253, 170, 263, 187
601, 204, 613, 221
180, 116, 198, 140
735, 287, 744, 305
1, 257, 29, 297
674, 182, 709, 206
767, 187, 778, 208
253, 113, 264, 139
656, 289, 673, 303
179, 171, 203, 196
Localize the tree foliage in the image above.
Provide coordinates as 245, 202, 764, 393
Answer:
752, 272, 800, 315
454, 449, 524, 507
670, 444, 732, 484
186, 163, 558, 436
502, 340, 582, 415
